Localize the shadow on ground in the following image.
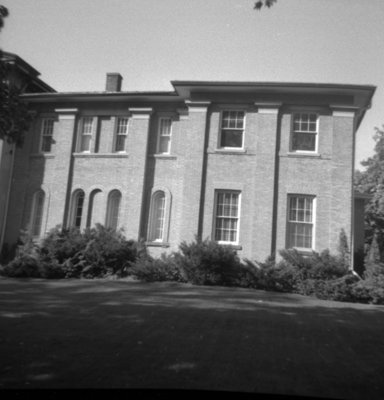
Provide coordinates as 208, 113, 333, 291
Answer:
1, 278, 384, 399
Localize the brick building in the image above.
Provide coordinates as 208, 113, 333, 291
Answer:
1, 70, 376, 266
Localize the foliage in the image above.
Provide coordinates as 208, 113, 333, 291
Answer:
354, 126, 384, 261
0, 231, 41, 278
1, 225, 146, 279
0, 5, 8, 30
254, 0, 277, 10
39, 224, 146, 278
129, 253, 187, 283
0, 7, 33, 146
173, 237, 243, 286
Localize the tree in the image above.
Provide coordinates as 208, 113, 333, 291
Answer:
354, 126, 384, 261
254, 0, 277, 10
0, 6, 32, 146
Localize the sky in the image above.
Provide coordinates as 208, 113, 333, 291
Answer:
1, 0, 383, 169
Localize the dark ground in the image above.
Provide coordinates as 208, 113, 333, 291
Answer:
1, 277, 384, 399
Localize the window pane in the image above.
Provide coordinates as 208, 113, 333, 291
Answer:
41, 119, 54, 152
115, 135, 126, 152
106, 191, 121, 230
221, 129, 243, 148
41, 136, 52, 152
292, 132, 316, 151
159, 136, 170, 154
160, 119, 172, 136
82, 118, 93, 134
117, 118, 128, 134
73, 192, 84, 228
215, 191, 240, 243
81, 135, 91, 152
287, 196, 314, 249
31, 192, 44, 236
150, 192, 166, 241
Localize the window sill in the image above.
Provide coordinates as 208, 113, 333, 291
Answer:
150, 154, 177, 160
214, 148, 247, 155
145, 241, 170, 248
30, 153, 55, 159
288, 248, 315, 256
73, 153, 129, 158
284, 152, 321, 159
219, 243, 243, 251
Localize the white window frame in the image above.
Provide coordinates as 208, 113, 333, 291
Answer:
156, 117, 172, 155
70, 190, 85, 229
218, 110, 246, 150
286, 195, 316, 251
114, 117, 129, 153
148, 191, 166, 242
78, 117, 95, 153
40, 118, 54, 153
213, 190, 241, 245
290, 112, 319, 154
105, 190, 122, 230
30, 190, 45, 237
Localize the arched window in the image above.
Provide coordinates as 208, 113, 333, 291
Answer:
30, 190, 45, 237
105, 190, 121, 230
70, 190, 85, 228
86, 189, 102, 228
148, 191, 166, 241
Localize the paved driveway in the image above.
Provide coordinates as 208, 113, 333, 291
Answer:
1, 277, 384, 398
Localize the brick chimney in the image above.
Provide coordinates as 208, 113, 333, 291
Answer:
105, 73, 123, 92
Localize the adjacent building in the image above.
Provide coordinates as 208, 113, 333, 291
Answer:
0, 62, 376, 267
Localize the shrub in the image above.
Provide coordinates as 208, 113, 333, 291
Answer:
174, 237, 243, 286
0, 232, 42, 278
129, 253, 186, 283
351, 274, 384, 305
40, 224, 146, 278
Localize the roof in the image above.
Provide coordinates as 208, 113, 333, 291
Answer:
20, 80, 375, 127
2, 51, 55, 93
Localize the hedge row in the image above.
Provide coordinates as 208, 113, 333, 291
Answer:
1, 226, 384, 305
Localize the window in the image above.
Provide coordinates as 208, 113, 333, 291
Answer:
79, 117, 94, 152
214, 191, 241, 244
157, 118, 172, 154
114, 118, 128, 152
148, 191, 166, 241
71, 190, 85, 228
291, 113, 318, 152
220, 111, 245, 149
105, 190, 121, 230
30, 190, 45, 236
287, 195, 315, 250
40, 119, 54, 152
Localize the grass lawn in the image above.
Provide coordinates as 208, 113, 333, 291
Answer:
1, 277, 384, 398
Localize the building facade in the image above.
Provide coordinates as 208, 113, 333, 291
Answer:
1, 73, 375, 265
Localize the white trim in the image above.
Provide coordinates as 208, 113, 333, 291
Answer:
290, 112, 319, 154
218, 110, 246, 150
29, 190, 45, 237
105, 190, 122, 230
332, 110, 356, 118
185, 101, 211, 113
55, 108, 78, 120
128, 108, 153, 119
286, 194, 316, 251
39, 118, 55, 153
213, 190, 241, 246
77, 116, 95, 153
113, 116, 129, 153
156, 117, 172, 155
148, 191, 166, 242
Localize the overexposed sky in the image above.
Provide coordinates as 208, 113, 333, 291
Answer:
1, 0, 383, 168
